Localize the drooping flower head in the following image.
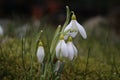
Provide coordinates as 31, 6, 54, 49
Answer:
55, 34, 68, 59
54, 60, 62, 72
37, 41, 45, 63
67, 36, 78, 60
0, 25, 3, 36
64, 14, 87, 39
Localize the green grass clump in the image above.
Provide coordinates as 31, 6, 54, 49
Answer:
0, 24, 120, 80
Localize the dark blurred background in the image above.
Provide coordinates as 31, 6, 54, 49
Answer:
0, 0, 120, 37
0, 0, 119, 18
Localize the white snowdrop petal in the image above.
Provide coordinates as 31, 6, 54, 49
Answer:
54, 60, 61, 72
71, 20, 78, 29
64, 31, 77, 39
69, 20, 78, 37
64, 21, 72, 32
69, 31, 78, 37
64, 21, 72, 39
75, 21, 87, 39
56, 40, 68, 59
67, 42, 74, 60
64, 20, 78, 39
37, 47, 45, 63
55, 41, 62, 58
72, 43, 78, 57
61, 40, 68, 58
0, 26, 3, 36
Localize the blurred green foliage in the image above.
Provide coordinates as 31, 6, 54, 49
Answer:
0, 23, 120, 80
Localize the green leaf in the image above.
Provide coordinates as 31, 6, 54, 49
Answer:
61, 6, 71, 32
50, 25, 61, 53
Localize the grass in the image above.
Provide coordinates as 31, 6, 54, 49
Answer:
0, 22, 120, 80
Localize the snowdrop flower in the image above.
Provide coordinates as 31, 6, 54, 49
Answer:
67, 36, 78, 60
0, 25, 3, 36
64, 14, 87, 39
37, 41, 45, 63
54, 60, 61, 72
56, 34, 68, 59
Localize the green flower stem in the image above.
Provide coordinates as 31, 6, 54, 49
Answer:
61, 6, 71, 33
50, 25, 61, 53
84, 48, 91, 80
21, 37, 27, 79
50, 25, 61, 66
29, 53, 33, 80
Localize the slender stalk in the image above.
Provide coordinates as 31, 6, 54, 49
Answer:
29, 53, 33, 80
112, 50, 120, 76
61, 6, 70, 32
84, 48, 90, 80
21, 36, 27, 79
0, 46, 5, 60
50, 25, 61, 53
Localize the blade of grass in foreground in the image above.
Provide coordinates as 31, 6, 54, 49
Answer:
50, 25, 61, 53
21, 36, 27, 79
83, 47, 91, 80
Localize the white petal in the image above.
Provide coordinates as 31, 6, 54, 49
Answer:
61, 40, 68, 58
64, 21, 72, 39
70, 20, 78, 37
0, 26, 3, 36
72, 43, 78, 57
54, 60, 61, 72
69, 31, 78, 38
71, 20, 78, 30
67, 42, 74, 60
64, 21, 72, 32
75, 21, 87, 39
56, 40, 68, 59
64, 20, 78, 39
55, 41, 62, 58
37, 47, 45, 63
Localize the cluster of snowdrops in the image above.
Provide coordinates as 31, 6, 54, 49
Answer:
36, 6, 87, 79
